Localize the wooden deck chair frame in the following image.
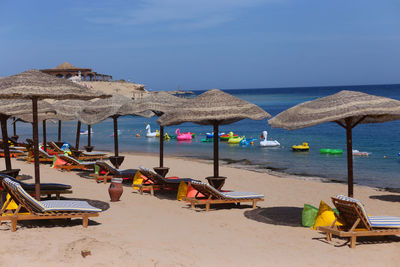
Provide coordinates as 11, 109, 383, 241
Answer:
55, 155, 96, 172
135, 168, 196, 195
317, 197, 400, 248
183, 182, 264, 212
90, 161, 137, 184
0, 180, 99, 232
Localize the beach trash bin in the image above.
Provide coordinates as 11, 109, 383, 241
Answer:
109, 178, 123, 202
302, 204, 319, 227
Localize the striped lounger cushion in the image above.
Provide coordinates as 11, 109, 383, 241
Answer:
336, 195, 400, 228
222, 191, 264, 199
41, 200, 101, 212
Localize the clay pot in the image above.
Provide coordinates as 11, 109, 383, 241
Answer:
108, 178, 123, 202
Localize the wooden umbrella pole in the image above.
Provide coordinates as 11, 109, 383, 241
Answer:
42, 120, 47, 153
0, 115, 12, 171
345, 118, 354, 197
12, 119, 16, 137
57, 120, 62, 142
75, 121, 81, 150
213, 122, 219, 178
32, 97, 41, 200
159, 125, 164, 167
113, 116, 119, 157
87, 124, 91, 146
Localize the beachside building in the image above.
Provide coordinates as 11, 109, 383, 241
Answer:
40, 62, 112, 81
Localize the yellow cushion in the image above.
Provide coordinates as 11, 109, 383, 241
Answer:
132, 171, 143, 190
176, 181, 188, 201
312, 200, 342, 230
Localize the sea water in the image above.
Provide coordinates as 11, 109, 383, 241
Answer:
10, 84, 400, 190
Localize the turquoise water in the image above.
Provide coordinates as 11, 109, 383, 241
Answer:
9, 84, 400, 190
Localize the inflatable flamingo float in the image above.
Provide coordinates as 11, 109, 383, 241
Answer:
175, 129, 192, 141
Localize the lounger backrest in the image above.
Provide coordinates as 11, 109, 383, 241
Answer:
48, 142, 63, 152
2, 178, 45, 213
59, 155, 80, 165
39, 147, 52, 158
332, 195, 372, 230
189, 181, 225, 200
96, 161, 118, 175
138, 167, 165, 184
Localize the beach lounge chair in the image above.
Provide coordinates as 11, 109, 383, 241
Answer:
317, 195, 400, 248
0, 148, 25, 158
136, 167, 199, 195
183, 181, 264, 211
49, 141, 107, 161
55, 155, 97, 172
0, 174, 72, 199
0, 178, 100, 232
91, 161, 138, 183
25, 148, 58, 163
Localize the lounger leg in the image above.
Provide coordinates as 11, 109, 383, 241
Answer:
56, 193, 60, 200
150, 186, 154, 196
139, 187, 143, 195
11, 217, 17, 232
350, 236, 356, 248
83, 215, 89, 228
104, 178, 107, 184
206, 203, 210, 212
252, 200, 256, 209
326, 233, 332, 241
191, 202, 195, 209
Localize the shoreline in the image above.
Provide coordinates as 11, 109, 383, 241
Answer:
121, 150, 400, 193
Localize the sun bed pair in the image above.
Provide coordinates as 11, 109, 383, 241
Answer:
135, 167, 199, 195
136, 168, 264, 211
317, 195, 400, 248
48, 141, 107, 161
0, 178, 100, 232
0, 174, 72, 199
54, 155, 97, 172
90, 161, 137, 183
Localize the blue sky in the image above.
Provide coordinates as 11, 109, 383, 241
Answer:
0, 0, 399, 90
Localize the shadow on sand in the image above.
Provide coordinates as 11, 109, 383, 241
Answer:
244, 206, 303, 227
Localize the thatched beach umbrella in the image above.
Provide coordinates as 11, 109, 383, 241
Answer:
268, 90, 400, 197
78, 94, 154, 168
158, 89, 270, 188
119, 91, 188, 174
0, 69, 110, 199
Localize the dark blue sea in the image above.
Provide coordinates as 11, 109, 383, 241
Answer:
10, 84, 400, 190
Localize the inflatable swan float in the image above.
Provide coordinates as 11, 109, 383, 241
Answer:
260, 131, 280, 147
145, 124, 158, 137
175, 129, 192, 141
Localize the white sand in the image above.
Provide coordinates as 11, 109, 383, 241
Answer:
1, 152, 399, 267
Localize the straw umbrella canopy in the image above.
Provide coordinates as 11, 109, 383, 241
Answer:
119, 91, 189, 170
158, 89, 271, 183
0, 99, 55, 173
0, 69, 110, 199
268, 90, 400, 197
77, 94, 154, 168
53, 100, 88, 150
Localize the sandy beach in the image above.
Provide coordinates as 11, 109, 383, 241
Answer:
1, 152, 399, 267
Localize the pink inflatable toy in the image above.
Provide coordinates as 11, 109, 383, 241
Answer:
175, 129, 192, 141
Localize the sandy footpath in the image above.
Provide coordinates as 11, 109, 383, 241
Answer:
0, 152, 399, 267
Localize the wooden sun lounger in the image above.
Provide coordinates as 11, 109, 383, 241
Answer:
90, 161, 138, 183
0, 178, 100, 232
55, 155, 96, 172
317, 195, 400, 248
183, 181, 264, 211
135, 167, 198, 195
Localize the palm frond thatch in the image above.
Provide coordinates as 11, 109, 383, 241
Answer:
157, 89, 271, 126
0, 69, 110, 100
268, 90, 400, 130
